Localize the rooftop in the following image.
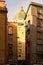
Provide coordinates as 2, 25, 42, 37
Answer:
30, 2, 43, 7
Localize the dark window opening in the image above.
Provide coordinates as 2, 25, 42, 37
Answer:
19, 55, 21, 57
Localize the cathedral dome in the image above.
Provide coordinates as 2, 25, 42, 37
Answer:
14, 6, 26, 19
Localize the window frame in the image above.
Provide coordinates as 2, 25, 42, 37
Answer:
8, 26, 13, 34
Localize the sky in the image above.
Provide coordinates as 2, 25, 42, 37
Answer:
5, 0, 43, 21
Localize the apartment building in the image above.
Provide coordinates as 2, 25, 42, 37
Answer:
0, 0, 7, 65
7, 22, 17, 64
25, 2, 43, 64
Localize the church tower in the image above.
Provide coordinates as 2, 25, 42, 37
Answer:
0, 0, 7, 65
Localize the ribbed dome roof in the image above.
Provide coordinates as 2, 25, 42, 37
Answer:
14, 6, 26, 19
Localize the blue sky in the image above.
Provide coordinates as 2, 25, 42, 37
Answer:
5, 0, 43, 21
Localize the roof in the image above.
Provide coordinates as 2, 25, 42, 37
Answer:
25, 2, 43, 19
27, 2, 43, 12
0, 0, 5, 2
14, 6, 26, 19
30, 2, 43, 7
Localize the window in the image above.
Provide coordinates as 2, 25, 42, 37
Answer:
8, 46, 13, 53
8, 55, 13, 62
37, 53, 42, 59
22, 32, 24, 34
8, 44, 13, 52
27, 28, 30, 32
27, 53, 30, 59
8, 46, 13, 62
17, 37, 19, 38
18, 43, 22, 47
25, 20, 30, 28
25, 24, 28, 28
8, 53, 13, 58
8, 49, 13, 53
31, 54, 36, 61
37, 27, 42, 32
37, 33, 42, 40
37, 53, 43, 61
8, 59, 12, 62
9, 52, 13, 55
8, 26, 13, 34
27, 47, 30, 52
8, 50, 13, 56
28, 20, 30, 23
28, 43, 30, 47
18, 37, 21, 42
37, 44, 42, 52
37, 18, 42, 27
37, 40, 42, 44
8, 35, 13, 44
37, 29, 42, 40
8, 46, 12, 52
9, 46, 12, 49
0, 58, 4, 61
37, 26, 42, 40
18, 55, 21, 57
41, 53, 43, 59
27, 20, 30, 28
18, 22, 24, 26
27, 35, 30, 40
27, 28, 30, 34
37, 7, 42, 14
26, 40, 30, 43
18, 49, 22, 53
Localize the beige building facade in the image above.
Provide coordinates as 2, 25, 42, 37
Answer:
25, 2, 43, 64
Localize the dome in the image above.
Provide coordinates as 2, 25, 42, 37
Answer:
14, 6, 26, 19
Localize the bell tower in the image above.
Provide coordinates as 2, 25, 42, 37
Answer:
0, 0, 8, 65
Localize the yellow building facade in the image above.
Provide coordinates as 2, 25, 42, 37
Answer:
17, 19, 25, 61
13, 6, 26, 62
